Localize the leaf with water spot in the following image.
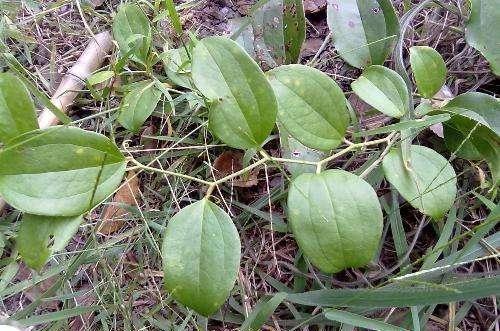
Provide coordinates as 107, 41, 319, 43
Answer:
326, 0, 399, 68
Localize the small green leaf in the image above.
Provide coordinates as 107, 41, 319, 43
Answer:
283, 0, 306, 64
0, 72, 38, 143
118, 81, 162, 133
192, 36, 278, 149
112, 4, 151, 64
438, 92, 500, 185
17, 214, 83, 271
268, 64, 349, 151
287, 170, 383, 273
409, 46, 447, 99
465, 0, 500, 75
87, 70, 115, 86
162, 199, 241, 316
278, 124, 325, 178
351, 65, 409, 118
382, 145, 457, 220
240, 292, 288, 331
0, 126, 126, 216
327, 0, 399, 69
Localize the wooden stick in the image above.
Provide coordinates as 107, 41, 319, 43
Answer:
0, 31, 114, 214
38, 31, 113, 128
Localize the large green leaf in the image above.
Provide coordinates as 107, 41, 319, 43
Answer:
409, 46, 447, 99
0, 126, 126, 216
382, 145, 457, 220
112, 4, 151, 65
162, 199, 241, 316
351, 65, 409, 118
17, 214, 83, 271
287, 170, 383, 273
268, 65, 349, 151
439, 92, 500, 185
118, 81, 162, 132
0, 72, 38, 144
287, 275, 500, 307
192, 36, 278, 149
326, 0, 399, 69
465, 0, 500, 76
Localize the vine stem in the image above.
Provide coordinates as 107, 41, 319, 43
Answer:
128, 134, 397, 198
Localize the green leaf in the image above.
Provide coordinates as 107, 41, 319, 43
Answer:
287, 275, 500, 307
164, 0, 183, 36
118, 81, 162, 133
162, 198, 241, 316
354, 114, 450, 137
0, 72, 38, 143
0, 126, 126, 216
326, 0, 399, 68
87, 70, 115, 86
325, 309, 408, 331
438, 92, 500, 185
192, 36, 278, 149
240, 292, 288, 331
382, 145, 457, 220
268, 64, 349, 151
283, 0, 306, 64
278, 124, 326, 178
17, 214, 83, 271
112, 4, 151, 64
287, 170, 383, 273
230, 0, 305, 67
409, 46, 447, 99
465, 0, 500, 75
351, 65, 409, 118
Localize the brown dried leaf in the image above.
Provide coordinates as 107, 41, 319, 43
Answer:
97, 172, 141, 235
213, 151, 259, 187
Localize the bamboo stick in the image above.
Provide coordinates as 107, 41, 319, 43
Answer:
0, 31, 114, 214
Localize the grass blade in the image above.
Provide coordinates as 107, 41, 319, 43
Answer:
325, 309, 408, 331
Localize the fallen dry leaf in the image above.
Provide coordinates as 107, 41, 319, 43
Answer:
213, 151, 259, 188
97, 172, 141, 235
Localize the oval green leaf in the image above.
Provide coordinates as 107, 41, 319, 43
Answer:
409, 46, 447, 99
112, 4, 152, 64
162, 198, 241, 316
192, 36, 278, 149
351, 65, 409, 118
0, 72, 38, 144
17, 214, 83, 271
382, 145, 457, 220
268, 64, 349, 151
439, 92, 500, 185
284, 0, 306, 64
118, 81, 162, 133
465, 0, 500, 76
327, 0, 399, 69
0, 126, 126, 216
288, 170, 383, 273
